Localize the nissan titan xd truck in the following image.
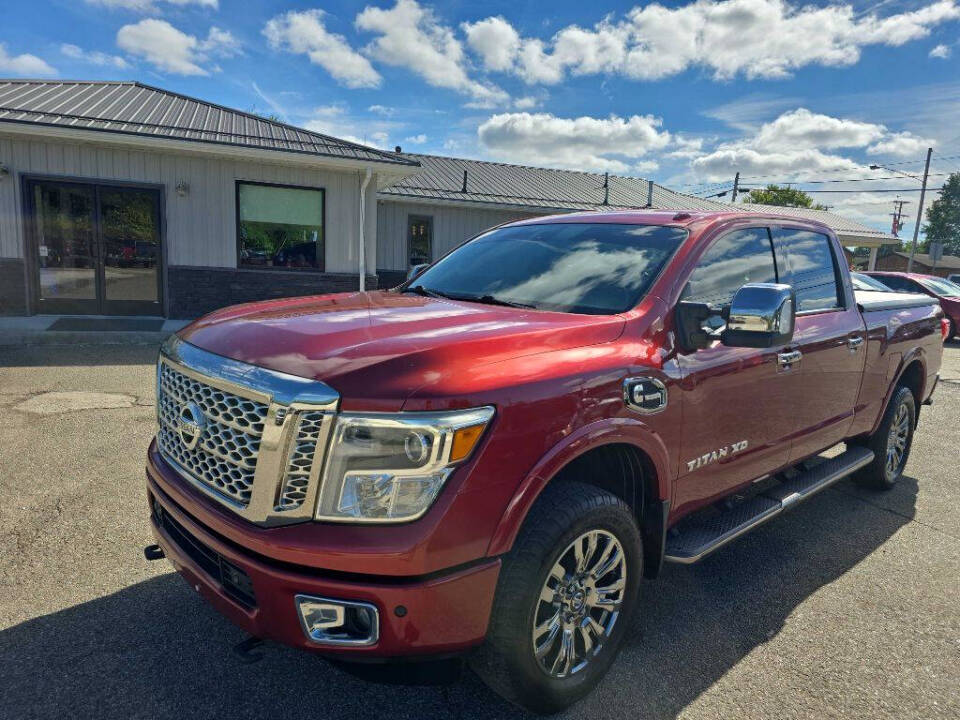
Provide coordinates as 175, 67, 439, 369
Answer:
144, 210, 945, 713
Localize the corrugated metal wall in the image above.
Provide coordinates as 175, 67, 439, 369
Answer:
0, 134, 375, 273
376, 199, 542, 270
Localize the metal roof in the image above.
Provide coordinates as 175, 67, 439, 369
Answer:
379, 152, 729, 211
733, 202, 897, 244
379, 153, 893, 245
0, 79, 418, 167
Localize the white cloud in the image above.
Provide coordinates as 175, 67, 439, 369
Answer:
368, 104, 394, 116
929, 43, 952, 58
867, 132, 934, 157
690, 107, 934, 180
85, 0, 218, 11
478, 112, 671, 172
463, 16, 520, 71
0, 44, 57, 76
356, 0, 508, 107
513, 95, 542, 110
264, 10, 381, 89
116, 19, 237, 76
465, 0, 960, 84
61, 43, 129, 69
404, 133, 427, 144
752, 108, 885, 150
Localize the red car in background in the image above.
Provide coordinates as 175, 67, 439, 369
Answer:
864, 271, 960, 340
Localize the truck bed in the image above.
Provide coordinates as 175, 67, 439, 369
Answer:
855, 289, 939, 312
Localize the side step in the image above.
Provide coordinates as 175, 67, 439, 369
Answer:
664, 446, 874, 564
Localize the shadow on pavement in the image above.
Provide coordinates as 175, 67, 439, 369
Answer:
0, 477, 917, 720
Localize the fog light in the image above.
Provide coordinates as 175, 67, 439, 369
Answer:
295, 595, 379, 646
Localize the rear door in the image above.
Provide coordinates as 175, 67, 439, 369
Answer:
674, 227, 798, 513
772, 227, 867, 462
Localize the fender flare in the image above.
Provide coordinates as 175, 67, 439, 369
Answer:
870, 346, 927, 436
485, 417, 672, 557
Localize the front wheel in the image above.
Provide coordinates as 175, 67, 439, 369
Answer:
852, 385, 916, 490
469, 482, 642, 714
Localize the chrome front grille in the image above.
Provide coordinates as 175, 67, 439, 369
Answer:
157, 363, 268, 507
155, 336, 339, 526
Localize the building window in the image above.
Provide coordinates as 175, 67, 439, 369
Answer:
407, 215, 432, 267
237, 182, 324, 270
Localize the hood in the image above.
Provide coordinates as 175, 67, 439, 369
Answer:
178, 291, 625, 410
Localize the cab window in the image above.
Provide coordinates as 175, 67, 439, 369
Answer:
774, 229, 843, 312
682, 227, 778, 305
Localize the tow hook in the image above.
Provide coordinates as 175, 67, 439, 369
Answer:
233, 636, 266, 664
143, 544, 165, 561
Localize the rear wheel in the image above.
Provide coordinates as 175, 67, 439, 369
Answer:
852, 385, 915, 490
469, 482, 642, 714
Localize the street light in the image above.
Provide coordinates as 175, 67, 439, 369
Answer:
869, 164, 921, 181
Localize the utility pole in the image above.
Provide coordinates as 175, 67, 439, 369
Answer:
907, 147, 933, 273
730, 172, 740, 203
890, 198, 909, 237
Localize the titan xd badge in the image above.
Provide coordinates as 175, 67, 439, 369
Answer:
686, 441, 748, 472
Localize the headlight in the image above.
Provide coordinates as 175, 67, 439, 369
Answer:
315, 406, 495, 523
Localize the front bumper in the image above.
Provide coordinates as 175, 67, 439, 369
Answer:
147, 466, 501, 658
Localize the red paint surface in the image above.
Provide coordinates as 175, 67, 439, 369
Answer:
153, 210, 944, 657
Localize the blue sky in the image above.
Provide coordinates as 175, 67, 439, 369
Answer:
3, 0, 960, 234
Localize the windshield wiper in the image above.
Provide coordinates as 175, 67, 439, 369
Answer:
403, 284, 447, 299
404, 285, 534, 309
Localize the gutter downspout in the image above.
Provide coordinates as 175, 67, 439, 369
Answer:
359, 168, 372, 292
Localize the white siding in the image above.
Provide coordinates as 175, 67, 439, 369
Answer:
376, 199, 543, 271
0, 133, 370, 273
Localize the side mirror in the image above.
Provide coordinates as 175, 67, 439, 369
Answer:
721, 283, 795, 348
406, 263, 429, 281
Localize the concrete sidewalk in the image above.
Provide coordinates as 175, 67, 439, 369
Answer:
0, 315, 190, 347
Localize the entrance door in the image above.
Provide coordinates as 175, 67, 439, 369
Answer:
27, 179, 162, 315
407, 215, 432, 268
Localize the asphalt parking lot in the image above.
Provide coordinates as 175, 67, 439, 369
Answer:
1, 341, 958, 720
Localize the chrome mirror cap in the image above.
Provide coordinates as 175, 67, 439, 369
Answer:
722, 283, 796, 349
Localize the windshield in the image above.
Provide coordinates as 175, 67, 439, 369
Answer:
403, 223, 687, 315
851, 272, 893, 291
916, 276, 960, 297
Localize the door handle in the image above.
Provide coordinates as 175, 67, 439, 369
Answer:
777, 350, 802, 369
848, 336, 864, 353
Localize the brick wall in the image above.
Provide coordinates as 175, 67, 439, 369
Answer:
167, 266, 379, 319
874, 254, 958, 278
0, 258, 27, 315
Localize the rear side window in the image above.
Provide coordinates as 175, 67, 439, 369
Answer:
775, 229, 842, 312
682, 228, 777, 305
871, 275, 916, 292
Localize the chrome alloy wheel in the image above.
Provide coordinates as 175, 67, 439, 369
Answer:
531, 529, 627, 678
885, 400, 911, 477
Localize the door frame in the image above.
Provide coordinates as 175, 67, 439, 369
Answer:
21, 174, 166, 316
406, 214, 433, 268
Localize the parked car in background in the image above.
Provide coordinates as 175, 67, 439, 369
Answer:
864, 271, 960, 339
145, 211, 946, 713
851, 272, 895, 292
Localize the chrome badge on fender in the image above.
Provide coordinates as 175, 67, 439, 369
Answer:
686, 440, 748, 472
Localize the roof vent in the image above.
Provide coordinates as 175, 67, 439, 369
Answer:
394, 145, 402, 153
672, 212, 692, 221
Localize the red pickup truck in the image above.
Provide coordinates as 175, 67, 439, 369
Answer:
145, 210, 945, 713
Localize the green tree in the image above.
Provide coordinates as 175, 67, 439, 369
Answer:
742, 184, 829, 210
922, 172, 960, 256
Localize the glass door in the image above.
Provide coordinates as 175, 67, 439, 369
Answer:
99, 186, 162, 315
30, 181, 99, 314
28, 180, 163, 316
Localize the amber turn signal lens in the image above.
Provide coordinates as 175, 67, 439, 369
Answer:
450, 424, 486, 462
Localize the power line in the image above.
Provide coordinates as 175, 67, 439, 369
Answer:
737, 186, 927, 193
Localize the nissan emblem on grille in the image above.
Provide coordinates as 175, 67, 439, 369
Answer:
177, 402, 206, 450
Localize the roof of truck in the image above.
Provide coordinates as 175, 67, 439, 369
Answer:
504, 208, 835, 231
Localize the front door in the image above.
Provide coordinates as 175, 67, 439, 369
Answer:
674, 227, 799, 514
407, 215, 432, 268
27, 179, 163, 316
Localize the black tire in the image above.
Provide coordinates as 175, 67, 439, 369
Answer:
852, 385, 916, 490
468, 482, 642, 714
